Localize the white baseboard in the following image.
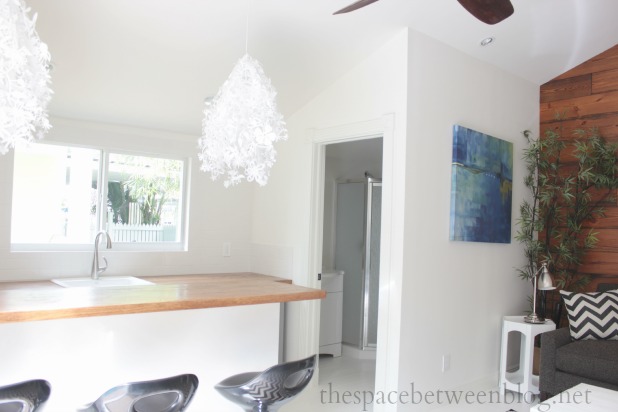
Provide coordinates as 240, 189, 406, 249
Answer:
342, 343, 377, 360
319, 342, 342, 357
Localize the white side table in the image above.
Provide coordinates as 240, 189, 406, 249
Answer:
499, 315, 555, 396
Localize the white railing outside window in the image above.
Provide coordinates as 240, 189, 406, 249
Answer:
109, 222, 163, 242
11, 143, 187, 251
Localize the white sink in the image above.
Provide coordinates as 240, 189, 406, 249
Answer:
51, 276, 154, 288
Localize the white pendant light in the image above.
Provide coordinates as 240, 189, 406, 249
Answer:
0, 0, 52, 155
198, 3, 287, 188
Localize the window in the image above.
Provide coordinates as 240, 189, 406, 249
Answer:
11, 143, 187, 250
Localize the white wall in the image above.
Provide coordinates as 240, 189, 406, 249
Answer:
0, 117, 253, 281
251, 26, 409, 401
252, 27, 539, 411
395, 31, 539, 410
0, 25, 540, 410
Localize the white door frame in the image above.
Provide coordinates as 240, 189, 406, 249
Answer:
305, 114, 402, 412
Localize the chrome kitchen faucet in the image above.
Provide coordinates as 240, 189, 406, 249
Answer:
91, 231, 112, 280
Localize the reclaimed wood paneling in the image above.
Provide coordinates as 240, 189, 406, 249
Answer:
593, 68, 618, 94
584, 207, 618, 229
541, 115, 618, 140
541, 75, 591, 103
540, 44, 618, 292
554, 45, 618, 80
540, 90, 618, 123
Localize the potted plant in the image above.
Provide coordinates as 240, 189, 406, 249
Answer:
516, 125, 618, 322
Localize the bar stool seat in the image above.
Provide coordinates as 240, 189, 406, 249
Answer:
78, 374, 198, 412
0, 379, 51, 412
215, 355, 315, 411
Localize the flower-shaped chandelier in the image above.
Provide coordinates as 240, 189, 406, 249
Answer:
0, 0, 52, 155
198, 54, 287, 188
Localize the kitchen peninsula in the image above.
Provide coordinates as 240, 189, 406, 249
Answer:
0, 273, 324, 411
0, 272, 325, 322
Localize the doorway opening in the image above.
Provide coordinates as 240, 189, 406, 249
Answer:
318, 137, 383, 402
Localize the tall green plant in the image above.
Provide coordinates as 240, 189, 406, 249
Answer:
126, 176, 179, 225
108, 180, 130, 223
123, 159, 181, 225
516, 127, 618, 291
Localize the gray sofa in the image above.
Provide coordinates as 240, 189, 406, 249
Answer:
539, 327, 618, 396
539, 283, 618, 396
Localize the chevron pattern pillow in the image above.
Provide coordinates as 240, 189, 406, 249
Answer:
560, 289, 618, 340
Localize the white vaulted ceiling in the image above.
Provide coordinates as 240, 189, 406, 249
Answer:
28, 0, 618, 135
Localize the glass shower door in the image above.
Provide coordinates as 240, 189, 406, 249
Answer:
363, 182, 381, 349
334, 179, 382, 351
336, 182, 365, 348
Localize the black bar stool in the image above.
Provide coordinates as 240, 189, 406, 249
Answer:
77, 374, 198, 412
215, 355, 315, 411
0, 379, 51, 412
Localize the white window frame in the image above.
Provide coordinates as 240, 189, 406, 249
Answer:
10, 141, 190, 252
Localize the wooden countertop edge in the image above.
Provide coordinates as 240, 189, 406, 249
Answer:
0, 273, 325, 323
1, 292, 323, 323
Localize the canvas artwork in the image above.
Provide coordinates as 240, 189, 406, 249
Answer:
449, 125, 513, 243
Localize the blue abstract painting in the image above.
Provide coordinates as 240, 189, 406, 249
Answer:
450, 125, 513, 243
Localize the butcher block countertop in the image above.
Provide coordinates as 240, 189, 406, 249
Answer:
0, 273, 325, 323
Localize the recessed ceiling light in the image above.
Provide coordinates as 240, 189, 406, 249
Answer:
480, 37, 495, 47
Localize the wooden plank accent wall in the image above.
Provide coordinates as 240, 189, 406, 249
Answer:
540, 44, 618, 293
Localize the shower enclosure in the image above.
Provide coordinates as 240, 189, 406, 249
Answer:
335, 176, 382, 350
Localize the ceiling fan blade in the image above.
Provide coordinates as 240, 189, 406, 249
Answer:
333, 0, 382, 15
456, 0, 514, 25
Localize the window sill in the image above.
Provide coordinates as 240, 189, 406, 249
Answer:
10, 243, 187, 253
